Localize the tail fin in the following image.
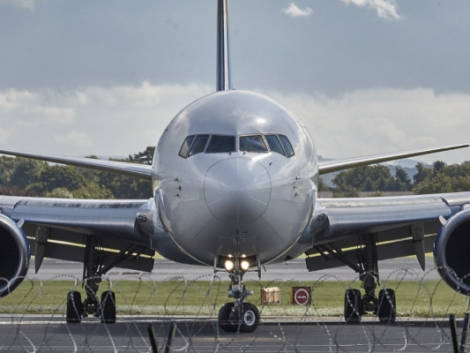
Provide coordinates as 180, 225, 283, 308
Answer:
216, 0, 232, 91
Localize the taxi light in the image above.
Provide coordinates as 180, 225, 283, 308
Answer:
240, 260, 250, 271
224, 259, 234, 271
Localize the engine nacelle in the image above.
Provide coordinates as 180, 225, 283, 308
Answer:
434, 209, 470, 295
0, 214, 30, 297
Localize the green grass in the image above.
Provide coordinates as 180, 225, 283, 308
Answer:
1, 279, 468, 317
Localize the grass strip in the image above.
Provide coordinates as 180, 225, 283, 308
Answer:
0, 279, 468, 317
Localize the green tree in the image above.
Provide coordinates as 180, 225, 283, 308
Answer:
8, 158, 45, 189
128, 146, 155, 165
413, 163, 431, 185
45, 187, 74, 198
394, 167, 411, 191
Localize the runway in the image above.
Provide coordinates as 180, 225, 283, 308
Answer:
30, 257, 438, 282
0, 317, 462, 353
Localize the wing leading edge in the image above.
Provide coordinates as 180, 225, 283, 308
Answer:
318, 144, 469, 174
0, 149, 153, 179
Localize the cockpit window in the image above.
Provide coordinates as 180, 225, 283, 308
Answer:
239, 135, 268, 153
178, 135, 195, 158
189, 135, 209, 156
179, 133, 294, 158
279, 135, 295, 157
265, 135, 285, 156
206, 135, 236, 153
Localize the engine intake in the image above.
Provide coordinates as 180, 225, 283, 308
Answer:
434, 209, 470, 295
0, 214, 30, 297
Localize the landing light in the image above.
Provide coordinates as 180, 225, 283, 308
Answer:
224, 259, 234, 272
240, 260, 250, 271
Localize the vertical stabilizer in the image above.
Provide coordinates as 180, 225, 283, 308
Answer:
216, 0, 232, 91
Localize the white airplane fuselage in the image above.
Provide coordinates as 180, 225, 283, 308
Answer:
152, 90, 318, 266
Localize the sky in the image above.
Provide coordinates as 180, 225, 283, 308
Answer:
0, 0, 469, 163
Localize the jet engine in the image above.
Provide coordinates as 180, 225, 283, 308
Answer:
434, 209, 470, 295
0, 214, 30, 297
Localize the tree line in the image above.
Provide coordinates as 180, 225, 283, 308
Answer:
322, 161, 470, 197
0, 147, 154, 199
0, 146, 468, 199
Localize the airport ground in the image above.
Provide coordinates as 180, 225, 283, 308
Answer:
1, 257, 467, 352
0, 316, 465, 352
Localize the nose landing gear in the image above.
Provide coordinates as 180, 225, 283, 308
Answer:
218, 272, 260, 332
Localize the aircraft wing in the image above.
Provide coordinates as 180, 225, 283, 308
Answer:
0, 195, 156, 273
0, 149, 153, 179
304, 192, 470, 272
318, 144, 469, 174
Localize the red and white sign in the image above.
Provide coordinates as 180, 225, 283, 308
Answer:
291, 287, 312, 305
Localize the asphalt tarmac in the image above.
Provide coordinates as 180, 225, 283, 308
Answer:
0, 317, 463, 353
30, 257, 438, 282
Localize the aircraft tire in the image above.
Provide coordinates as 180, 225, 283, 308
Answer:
218, 302, 236, 332
100, 290, 116, 324
66, 291, 83, 323
240, 303, 260, 332
344, 289, 361, 324
377, 289, 396, 324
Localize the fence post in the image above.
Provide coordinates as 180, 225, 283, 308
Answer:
164, 322, 177, 353
147, 324, 159, 353
450, 314, 461, 353
461, 313, 469, 353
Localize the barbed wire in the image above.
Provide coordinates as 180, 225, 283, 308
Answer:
0, 266, 469, 352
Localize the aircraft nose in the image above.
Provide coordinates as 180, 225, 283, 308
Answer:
204, 157, 271, 224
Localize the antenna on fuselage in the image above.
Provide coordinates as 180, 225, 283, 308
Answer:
216, 0, 232, 91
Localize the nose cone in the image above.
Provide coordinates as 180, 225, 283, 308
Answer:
204, 157, 271, 224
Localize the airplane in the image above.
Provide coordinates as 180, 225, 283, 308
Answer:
0, 0, 469, 333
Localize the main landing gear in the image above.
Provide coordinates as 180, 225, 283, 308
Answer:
311, 236, 396, 324
344, 272, 396, 324
66, 239, 146, 324
66, 239, 116, 324
217, 259, 260, 332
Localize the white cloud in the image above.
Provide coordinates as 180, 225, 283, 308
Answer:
0, 129, 10, 143
1, 83, 469, 164
282, 3, 313, 18
0, 0, 35, 10
54, 132, 93, 148
341, 0, 401, 20
0, 89, 75, 127
0, 82, 211, 157
271, 88, 470, 164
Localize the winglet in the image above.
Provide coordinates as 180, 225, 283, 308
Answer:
216, 0, 232, 91
318, 143, 469, 175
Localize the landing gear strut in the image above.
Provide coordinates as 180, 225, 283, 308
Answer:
344, 271, 396, 324
65, 238, 148, 324
312, 236, 396, 324
343, 237, 396, 324
218, 272, 260, 332
66, 239, 116, 324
